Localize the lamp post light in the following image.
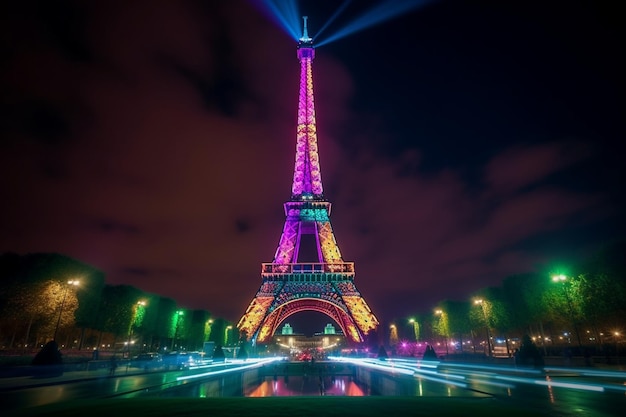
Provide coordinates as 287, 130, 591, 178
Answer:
126, 300, 146, 356
551, 274, 583, 349
474, 299, 492, 357
171, 310, 184, 350
408, 318, 419, 342
435, 309, 449, 355
53, 279, 80, 341
205, 319, 213, 342
388, 323, 399, 347
224, 325, 233, 346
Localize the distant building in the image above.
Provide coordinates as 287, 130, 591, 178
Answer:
323, 323, 336, 335
271, 323, 345, 357
281, 323, 294, 335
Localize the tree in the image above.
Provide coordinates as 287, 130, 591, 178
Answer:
0, 253, 104, 347
99, 285, 145, 348
442, 300, 472, 353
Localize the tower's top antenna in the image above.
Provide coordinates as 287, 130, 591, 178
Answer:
299, 16, 312, 43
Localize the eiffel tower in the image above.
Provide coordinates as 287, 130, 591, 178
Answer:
237, 17, 379, 345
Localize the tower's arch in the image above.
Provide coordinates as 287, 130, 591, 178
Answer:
255, 298, 363, 343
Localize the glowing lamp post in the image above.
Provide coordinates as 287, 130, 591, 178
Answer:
435, 309, 449, 355
126, 300, 146, 355
389, 324, 398, 346
474, 299, 492, 357
171, 310, 184, 350
551, 274, 582, 349
205, 319, 213, 342
224, 325, 233, 346
408, 318, 419, 342
53, 279, 80, 341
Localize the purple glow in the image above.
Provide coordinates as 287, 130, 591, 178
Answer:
292, 45, 322, 198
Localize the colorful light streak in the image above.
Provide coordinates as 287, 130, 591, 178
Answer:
330, 356, 626, 395
543, 367, 626, 379
441, 364, 626, 394
329, 356, 415, 376
493, 375, 606, 393
176, 357, 285, 382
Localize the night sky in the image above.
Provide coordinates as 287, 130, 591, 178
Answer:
1, 0, 623, 332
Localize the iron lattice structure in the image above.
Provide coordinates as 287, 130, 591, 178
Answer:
237, 20, 379, 345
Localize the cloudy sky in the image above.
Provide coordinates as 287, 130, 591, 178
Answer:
1, 0, 623, 332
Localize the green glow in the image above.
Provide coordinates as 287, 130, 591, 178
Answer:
204, 319, 213, 342
299, 208, 329, 221
170, 310, 184, 338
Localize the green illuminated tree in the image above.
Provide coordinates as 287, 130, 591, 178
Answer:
441, 300, 471, 353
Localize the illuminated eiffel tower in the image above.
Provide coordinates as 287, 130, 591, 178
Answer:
237, 17, 379, 345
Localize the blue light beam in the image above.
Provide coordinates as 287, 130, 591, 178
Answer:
250, 0, 301, 41
316, 0, 437, 48
312, 0, 353, 42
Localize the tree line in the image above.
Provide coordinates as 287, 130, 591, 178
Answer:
0, 253, 233, 354
394, 240, 626, 357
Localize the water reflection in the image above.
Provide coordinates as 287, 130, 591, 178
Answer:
246, 376, 367, 397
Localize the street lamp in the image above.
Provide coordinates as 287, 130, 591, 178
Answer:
224, 325, 233, 346
435, 309, 449, 355
53, 279, 80, 341
408, 318, 419, 341
474, 299, 492, 357
205, 319, 213, 342
171, 310, 184, 350
551, 274, 582, 349
389, 323, 399, 347
126, 300, 146, 356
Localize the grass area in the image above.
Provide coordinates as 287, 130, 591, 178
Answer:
7, 397, 553, 417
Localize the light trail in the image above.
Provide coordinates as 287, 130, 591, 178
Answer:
329, 356, 467, 388
543, 367, 626, 379
176, 357, 285, 382
440, 362, 543, 375
329, 356, 414, 376
493, 374, 607, 393
330, 356, 626, 394
389, 357, 440, 369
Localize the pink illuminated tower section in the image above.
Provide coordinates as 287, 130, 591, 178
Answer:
238, 17, 378, 345
292, 16, 322, 198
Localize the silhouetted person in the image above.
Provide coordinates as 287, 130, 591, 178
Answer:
423, 345, 438, 360
32, 340, 63, 377
377, 345, 388, 361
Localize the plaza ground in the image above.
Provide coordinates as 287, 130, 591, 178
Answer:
6, 396, 557, 417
